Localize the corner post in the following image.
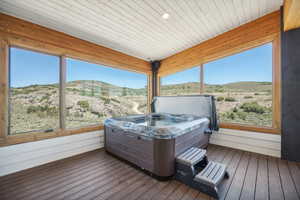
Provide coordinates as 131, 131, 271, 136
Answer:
151, 61, 160, 98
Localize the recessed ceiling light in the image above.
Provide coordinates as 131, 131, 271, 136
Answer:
162, 13, 170, 20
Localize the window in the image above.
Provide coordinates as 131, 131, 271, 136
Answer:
8, 48, 148, 135
66, 58, 148, 129
203, 43, 273, 127
9, 47, 60, 134
160, 66, 201, 96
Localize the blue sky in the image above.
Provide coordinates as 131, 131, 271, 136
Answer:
10, 48, 147, 89
10, 43, 272, 88
162, 43, 273, 85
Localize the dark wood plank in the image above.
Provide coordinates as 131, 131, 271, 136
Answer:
149, 181, 181, 200
0, 149, 102, 190
180, 188, 199, 200
194, 192, 212, 200
165, 182, 189, 200
62, 164, 139, 200
240, 153, 258, 200
34, 160, 126, 200
288, 161, 300, 198
1, 151, 114, 200
255, 154, 269, 200
225, 152, 250, 200
278, 159, 299, 200
123, 177, 159, 200
103, 172, 152, 200
268, 157, 284, 200
217, 149, 242, 200
137, 180, 170, 200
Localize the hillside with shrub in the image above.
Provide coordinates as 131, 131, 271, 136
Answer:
160, 81, 272, 127
10, 80, 147, 134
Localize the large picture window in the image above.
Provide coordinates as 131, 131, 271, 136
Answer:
66, 58, 148, 129
159, 43, 275, 130
9, 47, 60, 134
160, 66, 200, 96
8, 48, 148, 135
203, 43, 273, 127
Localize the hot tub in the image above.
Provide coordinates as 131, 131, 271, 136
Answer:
104, 95, 218, 178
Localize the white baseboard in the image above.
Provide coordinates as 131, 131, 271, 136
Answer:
0, 131, 104, 176
209, 128, 281, 158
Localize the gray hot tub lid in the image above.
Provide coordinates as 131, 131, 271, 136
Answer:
151, 95, 219, 131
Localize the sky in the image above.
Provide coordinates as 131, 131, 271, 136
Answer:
10, 47, 147, 89
10, 43, 272, 88
161, 43, 273, 85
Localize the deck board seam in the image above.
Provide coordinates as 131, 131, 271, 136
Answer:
223, 151, 244, 200
238, 152, 251, 200
276, 158, 286, 200
253, 154, 259, 200
287, 162, 300, 199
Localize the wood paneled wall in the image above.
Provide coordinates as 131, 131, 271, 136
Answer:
284, 0, 300, 31
0, 13, 150, 146
158, 11, 281, 76
0, 13, 151, 74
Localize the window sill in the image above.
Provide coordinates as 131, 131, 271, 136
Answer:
0, 125, 103, 147
220, 123, 281, 134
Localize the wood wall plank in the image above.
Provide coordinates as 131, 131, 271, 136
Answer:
159, 11, 280, 76
0, 40, 8, 143
0, 13, 151, 74
284, 0, 300, 31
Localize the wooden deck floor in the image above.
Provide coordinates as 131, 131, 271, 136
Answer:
0, 144, 299, 200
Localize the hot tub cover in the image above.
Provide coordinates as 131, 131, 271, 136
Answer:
151, 95, 219, 131
104, 113, 210, 139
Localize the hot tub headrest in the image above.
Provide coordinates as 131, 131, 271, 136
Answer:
151, 95, 219, 131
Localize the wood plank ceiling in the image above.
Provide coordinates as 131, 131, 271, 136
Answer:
0, 0, 283, 61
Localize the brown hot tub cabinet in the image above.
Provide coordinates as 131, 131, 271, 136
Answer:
104, 122, 210, 177
104, 95, 218, 178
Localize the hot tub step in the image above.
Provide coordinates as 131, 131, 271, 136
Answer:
176, 147, 207, 166
194, 161, 227, 187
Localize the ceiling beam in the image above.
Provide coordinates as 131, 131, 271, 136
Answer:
284, 0, 300, 31
159, 11, 281, 76
0, 13, 151, 74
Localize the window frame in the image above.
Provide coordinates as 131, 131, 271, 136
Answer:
158, 37, 281, 134
8, 46, 62, 135
0, 42, 150, 146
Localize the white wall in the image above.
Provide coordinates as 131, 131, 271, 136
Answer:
210, 128, 281, 157
0, 130, 104, 176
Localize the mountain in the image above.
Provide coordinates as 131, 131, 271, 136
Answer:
160, 81, 272, 92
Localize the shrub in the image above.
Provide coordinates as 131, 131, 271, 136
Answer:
77, 101, 89, 110
233, 107, 238, 112
27, 106, 39, 113
111, 98, 120, 103
254, 93, 260, 95
236, 111, 247, 120
227, 112, 235, 120
240, 102, 266, 114
104, 98, 111, 104
217, 96, 224, 102
39, 94, 50, 102
225, 97, 236, 102
244, 96, 253, 99
27, 105, 58, 117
